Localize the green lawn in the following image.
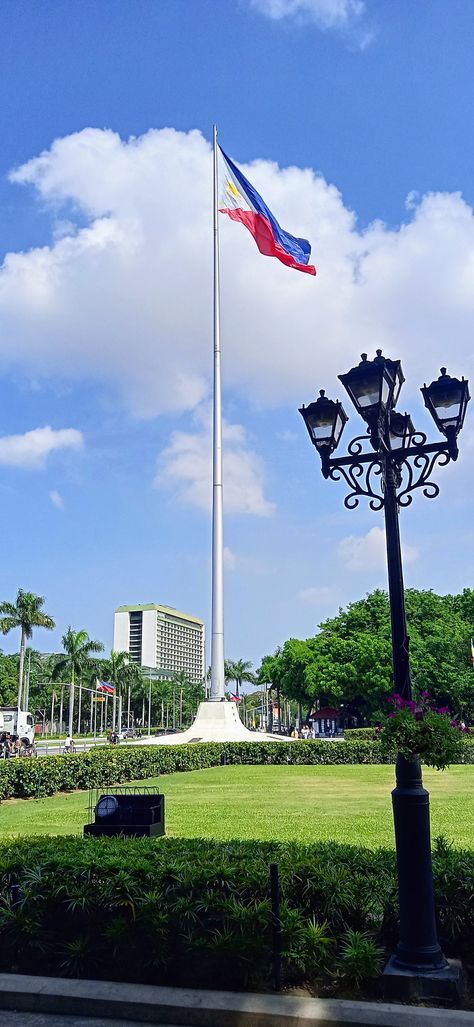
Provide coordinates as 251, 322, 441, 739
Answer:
2, 764, 474, 848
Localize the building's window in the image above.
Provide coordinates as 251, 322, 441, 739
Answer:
129, 611, 143, 663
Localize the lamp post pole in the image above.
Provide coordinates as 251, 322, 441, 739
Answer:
380, 435, 445, 976
300, 353, 469, 1002
383, 461, 411, 702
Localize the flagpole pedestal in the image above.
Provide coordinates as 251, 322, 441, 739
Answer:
136, 700, 289, 745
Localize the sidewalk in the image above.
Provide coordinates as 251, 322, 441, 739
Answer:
1, 974, 474, 1027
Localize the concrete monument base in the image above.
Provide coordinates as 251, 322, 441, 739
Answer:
138, 700, 289, 745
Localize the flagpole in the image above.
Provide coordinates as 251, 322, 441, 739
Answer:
210, 123, 225, 701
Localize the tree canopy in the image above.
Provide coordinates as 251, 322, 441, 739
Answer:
0, 589, 55, 708
225, 658, 255, 697
53, 628, 104, 734
256, 588, 474, 723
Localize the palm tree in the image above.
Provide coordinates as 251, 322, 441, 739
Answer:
169, 670, 197, 728
100, 650, 135, 733
224, 659, 235, 685
227, 658, 255, 698
23, 647, 44, 711
124, 662, 143, 730
0, 589, 55, 709
53, 628, 104, 735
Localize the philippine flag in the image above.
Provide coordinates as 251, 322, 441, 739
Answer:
96, 680, 115, 695
219, 146, 316, 276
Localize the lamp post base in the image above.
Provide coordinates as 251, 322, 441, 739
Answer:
383, 956, 463, 1006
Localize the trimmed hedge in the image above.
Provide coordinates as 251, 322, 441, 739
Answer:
0, 834, 472, 992
344, 728, 379, 740
2, 738, 474, 801
0, 741, 391, 801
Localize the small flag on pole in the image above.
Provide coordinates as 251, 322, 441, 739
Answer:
471, 639, 474, 666
97, 680, 115, 695
219, 145, 316, 276
229, 693, 242, 703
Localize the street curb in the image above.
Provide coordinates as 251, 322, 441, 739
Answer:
0, 974, 473, 1027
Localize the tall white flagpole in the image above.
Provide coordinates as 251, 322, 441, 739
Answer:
210, 124, 225, 701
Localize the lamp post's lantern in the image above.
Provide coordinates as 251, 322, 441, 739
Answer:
299, 390, 348, 476
421, 368, 470, 459
389, 411, 416, 451
338, 351, 404, 445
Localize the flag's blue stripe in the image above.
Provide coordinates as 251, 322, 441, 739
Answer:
219, 145, 312, 267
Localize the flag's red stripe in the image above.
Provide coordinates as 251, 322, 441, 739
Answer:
220, 208, 317, 276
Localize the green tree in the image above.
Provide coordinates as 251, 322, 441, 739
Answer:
257, 588, 474, 725
226, 658, 255, 697
223, 660, 235, 685
22, 648, 46, 710
123, 661, 144, 730
0, 590, 55, 709
0, 650, 20, 706
100, 650, 137, 733
53, 628, 104, 735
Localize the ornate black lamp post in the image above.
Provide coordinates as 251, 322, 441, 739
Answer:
300, 351, 469, 1002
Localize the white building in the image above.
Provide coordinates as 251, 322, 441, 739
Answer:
114, 604, 205, 684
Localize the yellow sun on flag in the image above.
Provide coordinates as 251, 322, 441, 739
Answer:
225, 177, 240, 201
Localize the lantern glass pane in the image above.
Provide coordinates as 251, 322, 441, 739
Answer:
381, 375, 391, 405
389, 426, 403, 447
351, 373, 381, 409
431, 384, 463, 426
307, 410, 334, 443
392, 369, 403, 406
334, 410, 345, 445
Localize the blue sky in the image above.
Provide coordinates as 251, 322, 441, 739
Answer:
0, 0, 473, 667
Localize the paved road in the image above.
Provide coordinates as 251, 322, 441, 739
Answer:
35, 741, 108, 756
1, 735, 174, 759
0, 1015, 186, 1027
34, 737, 165, 756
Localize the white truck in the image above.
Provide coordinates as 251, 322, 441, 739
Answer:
0, 707, 35, 745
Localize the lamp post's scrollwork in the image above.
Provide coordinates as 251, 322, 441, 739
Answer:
301, 355, 469, 513
299, 351, 469, 1001
323, 428, 454, 511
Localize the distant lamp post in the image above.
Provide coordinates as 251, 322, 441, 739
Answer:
299, 351, 469, 1003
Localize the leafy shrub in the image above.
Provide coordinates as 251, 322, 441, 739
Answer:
1, 738, 473, 802
344, 728, 379, 740
0, 835, 472, 994
336, 929, 384, 984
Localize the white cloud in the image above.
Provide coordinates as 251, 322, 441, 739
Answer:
277, 429, 298, 442
337, 525, 418, 571
1, 126, 474, 433
156, 410, 275, 517
247, 0, 373, 46
298, 585, 340, 604
49, 489, 64, 508
224, 546, 237, 570
0, 426, 83, 468
247, 0, 365, 29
